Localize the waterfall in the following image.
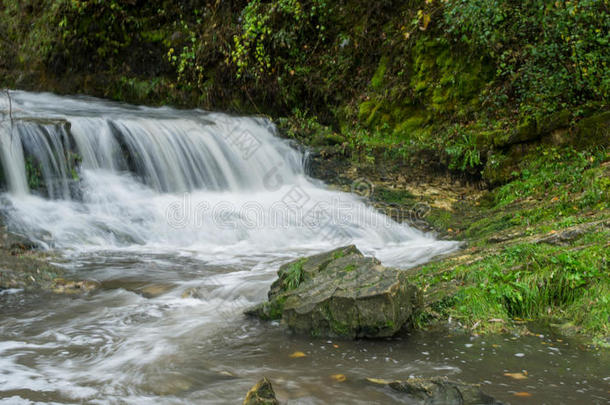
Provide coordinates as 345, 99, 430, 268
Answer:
0, 91, 458, 267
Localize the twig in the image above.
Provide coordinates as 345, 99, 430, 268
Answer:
1, 89, 15, 144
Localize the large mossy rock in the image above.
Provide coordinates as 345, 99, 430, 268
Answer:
246, 245, 421, 338
368, 376, 502, 405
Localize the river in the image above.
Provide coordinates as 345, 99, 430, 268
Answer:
0, 91, 607, 404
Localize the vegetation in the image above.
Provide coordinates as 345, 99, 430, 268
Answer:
0, 0, 608, 342
283, 258, 307, 290
411, 147, 609, 344
2, 2, 607, 141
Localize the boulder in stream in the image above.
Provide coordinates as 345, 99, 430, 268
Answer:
243, 377, 279, 405
367, 376, 502, 405
246, 245, 421, 338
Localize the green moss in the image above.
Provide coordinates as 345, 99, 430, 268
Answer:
255, 296, 288, 321
424, 209, 455, 233
326, 305, 353, 337
267, 296, 287, 320
332, 250, 345, 260
371, 55, 389, 90
575, 111, 610, 147
24, 157, 42, 191
358, 98, 384, 127
410, 37, 491, 114
343, 264, 356, 272
374, 188, 415, 205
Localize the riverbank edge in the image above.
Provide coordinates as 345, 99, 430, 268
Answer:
301, 134, 609, 347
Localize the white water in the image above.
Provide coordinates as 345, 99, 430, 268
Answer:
0, 90, 458, 265
0, 91, 464, 404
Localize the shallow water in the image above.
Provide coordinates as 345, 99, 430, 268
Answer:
0, 252, 608, 404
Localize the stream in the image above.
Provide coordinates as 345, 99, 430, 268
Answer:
0, 91, 608, 404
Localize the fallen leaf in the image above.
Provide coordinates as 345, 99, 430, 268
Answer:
330, 374, 347, 382
366, 377, 391, 385
289, 351, 306, 358
219, 371, 235, 377
513, 392, 532, 397
504, 372, 528, 380
333, 344, 339, 348
419, 13, 431, 30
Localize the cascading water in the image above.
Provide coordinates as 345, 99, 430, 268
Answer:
1, 92, 607, 405
0, 91, 468, 404
0, 91, 458, 264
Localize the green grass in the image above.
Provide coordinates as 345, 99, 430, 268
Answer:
283, 258, 307, 291
410, 146, 610, 343
415, 234, 609, 339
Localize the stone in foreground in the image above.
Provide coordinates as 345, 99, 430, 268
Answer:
243, 377, 279, 405
368, 376, 502, 405
246, 245, 421, 338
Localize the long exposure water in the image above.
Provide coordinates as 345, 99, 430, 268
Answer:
0, 91, 607, 404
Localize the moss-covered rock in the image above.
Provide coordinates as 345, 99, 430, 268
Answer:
243, 377, 279, 405
367, 376, 501, 405
574, 111, 610, 147
246, 245, 421, 338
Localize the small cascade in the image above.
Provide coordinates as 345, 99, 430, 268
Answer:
0, 121, 28, 195
1, 94, 302, 196
0, 91, 458, 266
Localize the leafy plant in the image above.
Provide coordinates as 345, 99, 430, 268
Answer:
284, 258, 307, 290
231, 0, 330, 81
442, 0, 610, 114
445, 128, 481, 171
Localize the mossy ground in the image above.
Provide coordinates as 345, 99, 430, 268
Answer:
405, 148, 610, 345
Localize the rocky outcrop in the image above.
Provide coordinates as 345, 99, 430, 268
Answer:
246, 245, 421, 338
243, 377, 279, 405
367, 376, 502, 405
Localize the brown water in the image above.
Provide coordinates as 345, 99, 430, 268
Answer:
1, 252, 608, 405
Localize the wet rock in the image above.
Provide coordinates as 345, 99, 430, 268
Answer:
148, 375, 193, 396
139, 284, 173, 298
100, 279, 174, 298
0, 252, 64, 291
52, 278, 99, 294
243, 377, 279, 405
367, 376, 501, 405
0, 228, 38, 250
246, 245, 421, 338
